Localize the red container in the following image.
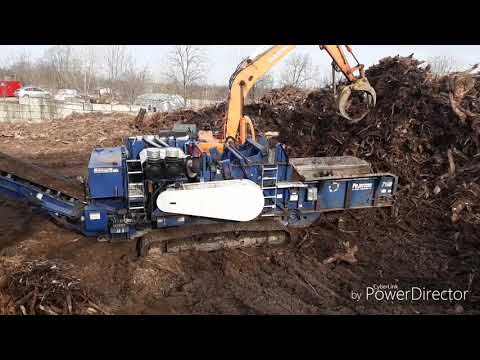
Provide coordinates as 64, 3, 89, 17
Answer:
0, 80, 22, 97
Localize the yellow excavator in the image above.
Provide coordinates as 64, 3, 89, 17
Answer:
198, 45, 376, 153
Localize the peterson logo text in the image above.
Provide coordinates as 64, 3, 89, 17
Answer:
352, 183, 372, 191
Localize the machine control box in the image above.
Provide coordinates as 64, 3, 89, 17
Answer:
88, 147, 125, 199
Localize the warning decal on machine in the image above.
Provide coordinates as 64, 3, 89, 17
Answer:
89, 212, 101, 221
94, 168, 119, 174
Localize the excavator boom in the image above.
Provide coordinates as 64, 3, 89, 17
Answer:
224, 46, 296, 142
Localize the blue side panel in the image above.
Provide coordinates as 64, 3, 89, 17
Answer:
278, 144, 292, 182
89, 198, 125, 210
84, 206, 109, 233
378, 176, 396, 196
349, 179, 375, 208
318, 180, 348, 209
127, 137, 147, 159
88, 169, 124, 198
301, 188, 316, 210
88, 147, 125, 199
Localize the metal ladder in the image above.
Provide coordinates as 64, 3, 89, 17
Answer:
261, 164, 278, 217
126, 160, 147, 218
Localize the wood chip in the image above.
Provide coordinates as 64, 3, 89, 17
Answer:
323, 245, 359, 265
0, 276, 8, 290
447, 149, 456, 177
38, 305, 58, 315
66, 292, 73, 314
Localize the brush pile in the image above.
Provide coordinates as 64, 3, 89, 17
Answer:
0, 260, 108, 315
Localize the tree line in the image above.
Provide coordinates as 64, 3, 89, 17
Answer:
0, 46, 150, 104
0, 45, 462, 106
0, 45, 331, 105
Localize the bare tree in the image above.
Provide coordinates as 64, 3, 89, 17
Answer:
44, 46, 71, 89
316, 69, 332, 89
104, 45, 129, 96
164, 45, 207, 107
41, 46, 83, 90
316, 67, 349, 90
1, 46, 137, 98
250, 73, 275, 102
79, 46, 99, 96
0, 59, 8, 80
280, 53, 314, 88
306, 64, 321, 90
8, 50, 35, 85
428, 55, 462, 76
118, 59, 150, 104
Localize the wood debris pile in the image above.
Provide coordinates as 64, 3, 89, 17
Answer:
119, 55, 480, 227
1, 260, 108, 315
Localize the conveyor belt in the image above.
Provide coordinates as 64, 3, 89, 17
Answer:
0, 168, 85, 220
0, 151, 85, 200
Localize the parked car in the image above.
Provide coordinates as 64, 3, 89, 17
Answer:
15, 86, 51, 99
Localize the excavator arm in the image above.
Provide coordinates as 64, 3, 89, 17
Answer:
224, 46, 296, 143
223, 45, 376, 145
321, 45, 365, 82
320, 45, 376, 122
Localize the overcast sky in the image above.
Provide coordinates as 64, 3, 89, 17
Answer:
1, 45, 479, 85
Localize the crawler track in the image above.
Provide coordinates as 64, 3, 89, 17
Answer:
136, 219, 293, 256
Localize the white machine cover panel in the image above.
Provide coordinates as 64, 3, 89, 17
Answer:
157, 179, 265, 222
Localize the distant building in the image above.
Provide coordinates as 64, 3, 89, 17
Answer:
134, 93, 186, 112
97, 88, 112, 96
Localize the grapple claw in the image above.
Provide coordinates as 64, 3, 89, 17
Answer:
337, 77, 376, 123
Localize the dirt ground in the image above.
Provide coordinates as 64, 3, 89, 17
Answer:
0, 115, 476, 315
1, 56, 480, 315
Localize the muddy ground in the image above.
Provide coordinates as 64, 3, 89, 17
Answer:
1, 56, 480, 315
